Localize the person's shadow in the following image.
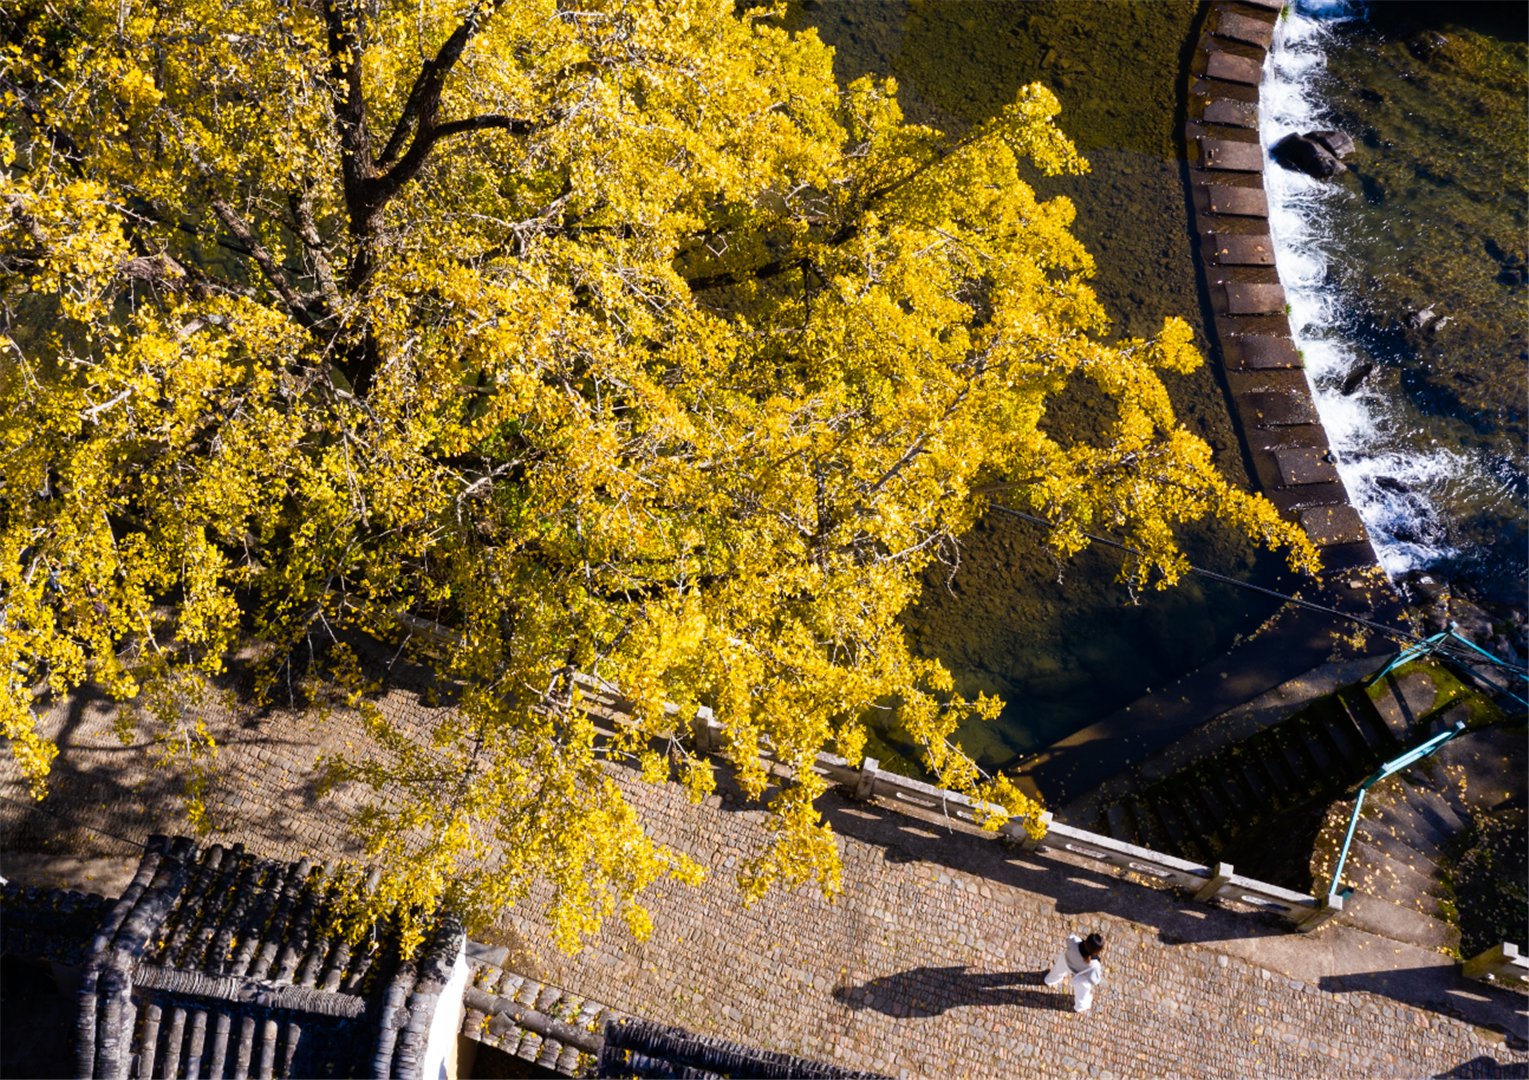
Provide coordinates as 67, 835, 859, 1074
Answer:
833, 965, 1073, 1017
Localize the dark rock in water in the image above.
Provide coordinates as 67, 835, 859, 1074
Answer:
1447, 595, 1497, 643
1404, 571, 1447, 601
1309, 129, 1356, 159
1358, 171, 1387, 204
1492, 252, 1529, 284
1373, 475, 1412, 495
1270, 132, 1346, 179
1358, 87, 1385, 104
1407, 30, 1451, 63
1339, 362, 1374, 395
1484, 237, 1518, 263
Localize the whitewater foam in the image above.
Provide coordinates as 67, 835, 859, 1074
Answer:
1260, 0, 1467, 582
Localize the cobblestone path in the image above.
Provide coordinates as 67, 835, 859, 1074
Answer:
3, 685, 1526, 1078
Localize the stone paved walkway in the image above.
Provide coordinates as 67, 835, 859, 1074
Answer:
3, 683, 1527, 1078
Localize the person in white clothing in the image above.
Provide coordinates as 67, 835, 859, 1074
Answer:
1043, 931, 1105, 1012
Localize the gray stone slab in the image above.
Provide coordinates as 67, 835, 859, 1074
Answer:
1222, 281, 1287, 315
1200, 138, 1264, 172
1321, 539, 1382, 572
1203, 98, 1259, 129
1235, 0, 1287, 10
1229, 334, 1301, 369
1206, 51, 1264, 86
1300, 504, 1369, 547
1243, 424, 1329, 458
1210, 233, 1275, 266
1275, 447, 1342, 487
1215, 11, 1276, 49
1371, 670, 1440, 739
1269, 482, 1351, 512
1244, 390, 1318, 426
1205, 184, 1269, 218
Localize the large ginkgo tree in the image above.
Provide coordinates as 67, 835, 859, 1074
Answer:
0, 0, 1315, 947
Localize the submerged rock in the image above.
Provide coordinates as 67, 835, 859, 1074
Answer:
1407, 30, 1451, 64
1310, 129, 1356, 159
1270, 130, 1352, 179
1339, 361, 1374, 395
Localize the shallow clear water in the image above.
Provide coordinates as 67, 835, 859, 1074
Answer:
1264, 1, 1528, 607
787, 2, 1283, 766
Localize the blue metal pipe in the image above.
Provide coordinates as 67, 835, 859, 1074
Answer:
1328, 720, 1467, 899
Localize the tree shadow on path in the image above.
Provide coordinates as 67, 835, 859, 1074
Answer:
833, 965, 1072, 1017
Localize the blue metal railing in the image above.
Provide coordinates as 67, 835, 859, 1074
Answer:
1328, 719, 1467, 899
1369, 624, 1529, 709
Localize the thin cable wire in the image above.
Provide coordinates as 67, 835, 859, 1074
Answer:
0, 791, 159, 858
988, 503, 1529, 677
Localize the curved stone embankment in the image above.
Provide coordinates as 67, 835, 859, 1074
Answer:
1186, 0, 1390, 587
1016, 0, 1412, 811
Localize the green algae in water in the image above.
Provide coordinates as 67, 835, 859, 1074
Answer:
1293, 6, 1528, 604
785, 2, 1284, 767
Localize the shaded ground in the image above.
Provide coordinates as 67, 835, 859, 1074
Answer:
3, 681, 1527, 1077
780, 0, 1288, 764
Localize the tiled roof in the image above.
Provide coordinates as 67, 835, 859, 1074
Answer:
1, 881, 112, 966
460, 949, 616, 1075
597, 1018, 888, 1079
458, 948, 881, 1080
66, 834, 463, 1079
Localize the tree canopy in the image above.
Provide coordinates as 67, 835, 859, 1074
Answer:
1, 0, 1316, 948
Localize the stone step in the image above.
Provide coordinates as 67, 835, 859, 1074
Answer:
1406, 782, 1470, 837
1230, 758, 1275, 811
1345, 839, 1449, 921
1104, 801, 1135, 843
1269, 732, 1321, 799
1354, 819, 1450, 888
1248, 737, 1303, 805
1313, 709, 1367, 766
1202, 98, 1258, 129
1396, 754, 1475, 821
1341, 690, 1401, 752
1367, 787, 1463, 863
1214, 10, 1276, 50
1340, 890, 1459, 954
1125, 795, 1172, 854
1180, 782, 1232, 853
1287, 721, 1338, 780
1205, 51, 1263, 88
1335, 692, 1392, 756
1147, 793, 1211, 864
1206, 769, 1254, 823
1369, 672, 1436, 741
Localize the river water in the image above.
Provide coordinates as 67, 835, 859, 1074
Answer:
1263, 1, 1528, 609
786, 2, 1284, 770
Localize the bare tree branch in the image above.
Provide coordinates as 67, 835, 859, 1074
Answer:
375, 0, 509, 168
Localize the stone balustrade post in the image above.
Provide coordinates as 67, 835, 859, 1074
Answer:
1193, 862, 1234, 903
1295, 891, 1344, 932
854, 758, 879, 801
1462, 942, 1527, 984
691, 712, 718, 753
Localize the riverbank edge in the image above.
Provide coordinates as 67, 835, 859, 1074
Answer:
1015, 0, 1410, 812
1185, 0, 1391, 587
